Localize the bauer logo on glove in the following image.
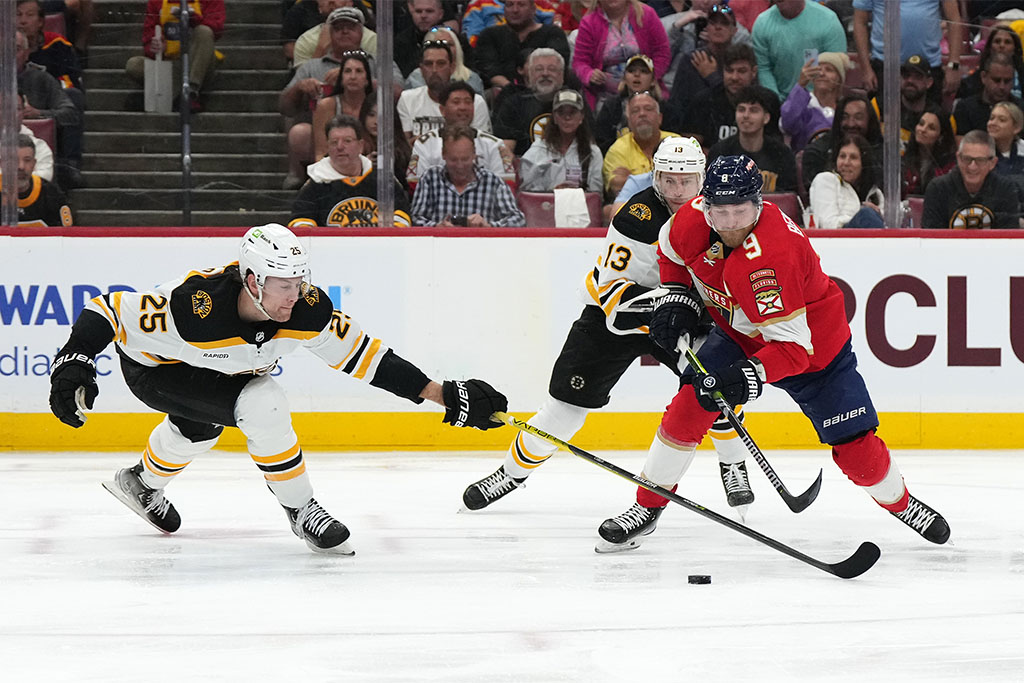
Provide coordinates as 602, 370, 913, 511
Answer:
442, 379, 508, 430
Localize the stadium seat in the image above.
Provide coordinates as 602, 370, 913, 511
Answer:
763, 192, 804, 228
906, 196, 925, 229
23, 117, 57, 155
517, 191, 604, 227
44, 13, 66, 38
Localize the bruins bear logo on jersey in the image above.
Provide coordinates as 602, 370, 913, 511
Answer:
327, 197, 379, 227
191, 290, 213, 318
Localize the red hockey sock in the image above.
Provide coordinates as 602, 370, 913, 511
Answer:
637, 483, 678, 508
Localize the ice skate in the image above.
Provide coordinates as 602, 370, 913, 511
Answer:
102, 463, 181, 533
720, 461, 754, 520
284, 498, 354, 555
462, 466, 525, 511
595, 503, 664, 553
892, 494, 950, 544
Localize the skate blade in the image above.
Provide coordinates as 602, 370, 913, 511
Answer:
101, 480, 174, 535
732, 504, 750, 523
594, 537, 644, 554
305, 538, 355, 556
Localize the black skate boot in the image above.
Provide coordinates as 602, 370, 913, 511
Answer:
462, 467, 525, 511
720, 461, 755, 507
284, 498, 354, 555
595, 503, 664, 553
892, 494, 950, 544
101, 463, 181, 533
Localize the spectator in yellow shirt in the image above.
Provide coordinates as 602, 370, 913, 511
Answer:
602, 91, 677, 197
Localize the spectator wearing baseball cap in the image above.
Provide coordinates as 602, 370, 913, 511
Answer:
867, 54, 945, 152
292, 6, 379, 69
521, 89, 604, 192
780, 51, 847, 152
664, 2, 752, 138
280, 4, 405, 190
595, 54, 663, 153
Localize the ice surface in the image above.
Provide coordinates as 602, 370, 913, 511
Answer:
1, 449, 1021, 682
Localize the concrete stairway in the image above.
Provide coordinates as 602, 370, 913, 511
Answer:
75, 0, 294, 226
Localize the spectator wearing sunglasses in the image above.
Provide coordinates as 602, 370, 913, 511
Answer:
403, 26, 486, 95
281, 8, 405, 189
594, 54, 661, 153
475, 0, 570, 89
398, 40, 492, 142
602, 90, 677, 197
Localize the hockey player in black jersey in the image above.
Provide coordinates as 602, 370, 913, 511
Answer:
48, 224, 506, 555
10, 133, 72, 227
462, 137, 758, 544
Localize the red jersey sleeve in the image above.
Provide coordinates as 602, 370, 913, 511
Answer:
656, 199, 703, 287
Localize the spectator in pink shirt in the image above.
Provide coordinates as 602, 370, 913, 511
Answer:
571, 0, 670, 109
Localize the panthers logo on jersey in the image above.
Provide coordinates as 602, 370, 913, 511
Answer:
328, 197, 379, 227
191, 290, 213, 318
950, 204, 994, 230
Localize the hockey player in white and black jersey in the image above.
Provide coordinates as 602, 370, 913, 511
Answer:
48, 224, 507, 555
462, 137, 757, 527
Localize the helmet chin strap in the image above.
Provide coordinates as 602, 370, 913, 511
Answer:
244, 276, 274, 321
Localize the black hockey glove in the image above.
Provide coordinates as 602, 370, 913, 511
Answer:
49, 349, 99, 428
649, 285, 702, 353
695, 359, 765, 413
442, 379, 508, 430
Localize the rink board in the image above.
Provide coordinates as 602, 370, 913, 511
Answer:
1, 229, 1022, 450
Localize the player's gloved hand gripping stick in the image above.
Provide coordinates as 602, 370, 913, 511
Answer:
489, 410, 879, 579
682, 341, 822, 513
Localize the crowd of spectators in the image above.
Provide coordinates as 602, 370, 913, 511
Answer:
13, 0, 1024, 230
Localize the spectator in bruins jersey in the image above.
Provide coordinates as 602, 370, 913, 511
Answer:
7, 134, 73, 227
463, 137, 757, 519
708, 85, 797, 193
410, 126, 525, 227
922, 130, 1021, 229
520, 89, 604, 192
408, 82, 514, 185
289, 115, 412, 228
48, 223, 508, 556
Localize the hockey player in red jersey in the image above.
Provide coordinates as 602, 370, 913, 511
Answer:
47, 224, 507, 555
596, 155, 950, 552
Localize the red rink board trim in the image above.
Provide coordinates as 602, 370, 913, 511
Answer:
4, 227, 1024, 238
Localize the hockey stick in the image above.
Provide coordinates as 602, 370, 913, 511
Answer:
680, 343, 822, 513
492, 411, 879, 579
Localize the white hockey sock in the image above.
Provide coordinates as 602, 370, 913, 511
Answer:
862, 459, 907, 506
642, 428, 698, 487
709, 408, 747, 466
138, 416, 219, 490
503, 397, 588, 480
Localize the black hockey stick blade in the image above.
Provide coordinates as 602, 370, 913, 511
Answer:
827, 541, 881, 579
493, 412, 880, 579
681, 343, 821, 513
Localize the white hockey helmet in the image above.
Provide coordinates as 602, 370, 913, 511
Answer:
653, 136, 706, 205
238, 223, 309, 289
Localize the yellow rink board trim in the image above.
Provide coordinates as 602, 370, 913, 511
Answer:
2, 412, 1021, 451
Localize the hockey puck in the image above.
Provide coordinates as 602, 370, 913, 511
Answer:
687, 574, 711, 584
